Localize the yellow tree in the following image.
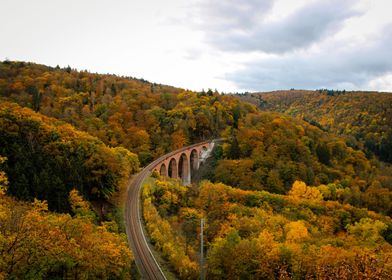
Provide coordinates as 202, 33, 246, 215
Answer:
289, 180, 323, 201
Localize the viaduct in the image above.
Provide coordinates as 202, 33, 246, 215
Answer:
125, 139, 219, 280
151, 141, 214, 185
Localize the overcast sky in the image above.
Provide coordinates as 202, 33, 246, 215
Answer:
1, 0, 391, 92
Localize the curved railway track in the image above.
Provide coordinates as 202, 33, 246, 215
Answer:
124, 140, 215, 279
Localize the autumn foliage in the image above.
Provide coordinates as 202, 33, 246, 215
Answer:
0, 102, 139, 211
213, 112, 392, 215
0, 61, 251, 166
143, 178, 392, 279
2, 60, 392, 279
238, 90, 392, 163
0, 169, 133, 279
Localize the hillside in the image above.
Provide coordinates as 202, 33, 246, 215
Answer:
0, 61, 252, 165
236, 90, 392, 163
0, 163, 133, 279
142, 177, 392, 279
1, 61, 392, 279
0, 61, 254, 279
209, 111, 392, 215
0, 102, 139, 212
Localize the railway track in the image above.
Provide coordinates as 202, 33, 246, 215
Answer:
125, 167, 166, 279
124, 140, 216, 279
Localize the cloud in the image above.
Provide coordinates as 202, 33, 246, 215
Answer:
368, 74, 392, 92
224, 25, 392, 91
194, 0, 273, 30
191, 0, 362, 54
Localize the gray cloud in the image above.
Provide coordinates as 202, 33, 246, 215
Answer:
194, 0, 273, 30
225, 26, 392, 91
193, 0, 361, 54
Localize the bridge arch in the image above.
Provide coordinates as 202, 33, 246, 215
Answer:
159, 163, 167, 177
199, 146, 209, 165
200, 146, 208, 155
178, 153, 190, 185
168, 158, 178, 178
190, 149, 199, 171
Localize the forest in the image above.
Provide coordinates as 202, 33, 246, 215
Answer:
138, 96, 392, 278
0, 102, 139, 212
237, 90, 392, 163
214, 111, 392, 215
142, 177, 392, 279
0, 164, 133, 279
1, 61, 392, 279
0, 61, 250, 165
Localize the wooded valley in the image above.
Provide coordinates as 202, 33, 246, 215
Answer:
1, 61, 391, 279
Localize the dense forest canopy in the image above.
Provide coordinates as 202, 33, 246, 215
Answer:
142, 178, 392, 279
0, 102, 139, 212
1, 61, 392, 279
210, 111, 392, 215
0, 164, 133, 279
0, 61, 252, 165
236, 90, 392, 163
0, 60, 254, 279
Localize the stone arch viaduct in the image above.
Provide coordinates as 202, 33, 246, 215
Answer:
151, 141, 214, 185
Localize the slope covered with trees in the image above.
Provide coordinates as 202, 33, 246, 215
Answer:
1, 60, 392, 279
0, 165, 133, 279
0, 102, 139, 212
212, 111, 392, 215
0, 61, 252, 165
237, 90, 392, 163
142, 177, 392, 279
0, 60, 254, 278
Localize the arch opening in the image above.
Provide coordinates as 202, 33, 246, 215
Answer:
168, 158, 177, 178
199, 146, 209, 166
178, 153, 190, 185
159, 164, 167, 177
190, 149, 199, 178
